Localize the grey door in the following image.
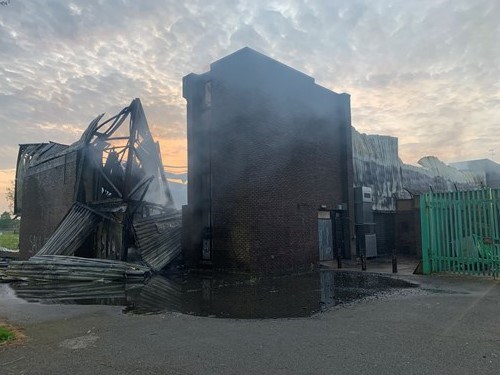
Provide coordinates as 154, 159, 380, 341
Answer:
318, 218, 333, 261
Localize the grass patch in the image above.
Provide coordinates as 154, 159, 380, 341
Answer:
0, 232, 19, 250
0, 326, 16, 344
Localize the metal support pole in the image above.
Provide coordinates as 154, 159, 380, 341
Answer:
392, 248, 398, 273
361, 248, 367, 271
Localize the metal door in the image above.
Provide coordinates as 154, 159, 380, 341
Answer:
318, 215, 333, 261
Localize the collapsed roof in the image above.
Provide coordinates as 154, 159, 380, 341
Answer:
14, 99, 181, 272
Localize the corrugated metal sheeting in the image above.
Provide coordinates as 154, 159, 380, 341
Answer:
5, 255, 150, 282
133, 213, 182, 271
352, 129, 485, 211
36, 203, 100, 256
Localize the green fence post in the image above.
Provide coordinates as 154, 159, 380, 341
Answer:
421, 194, 431, 274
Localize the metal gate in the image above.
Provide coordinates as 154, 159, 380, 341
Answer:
421, 188, 500, 276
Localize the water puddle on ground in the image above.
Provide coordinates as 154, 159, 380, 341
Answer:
9, 270, 417, 319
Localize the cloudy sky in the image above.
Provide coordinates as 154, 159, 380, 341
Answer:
0, 0, 499, 212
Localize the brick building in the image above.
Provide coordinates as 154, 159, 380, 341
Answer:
15, 99, 179, 268
182, 48, 355, 273
15, 143, 80, 258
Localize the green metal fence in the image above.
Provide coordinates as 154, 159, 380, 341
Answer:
420, 188, 500, 277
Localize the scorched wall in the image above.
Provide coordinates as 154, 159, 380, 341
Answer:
182, 48, 354, 273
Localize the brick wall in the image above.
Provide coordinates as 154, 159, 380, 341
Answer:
18, 151, 79, 259
183, 48, 354, 273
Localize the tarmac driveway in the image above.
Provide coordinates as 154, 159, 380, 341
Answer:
1, 273, 499, 375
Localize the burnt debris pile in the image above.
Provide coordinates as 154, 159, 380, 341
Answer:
6, 255, 150, 282
6, 98, 181, 282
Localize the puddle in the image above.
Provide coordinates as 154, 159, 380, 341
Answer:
9, 270, 417, 319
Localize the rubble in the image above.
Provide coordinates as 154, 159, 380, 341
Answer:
5, 255, 150, 282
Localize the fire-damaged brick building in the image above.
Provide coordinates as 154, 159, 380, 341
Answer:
182, 48, 355, 273
14, 99, 182, 271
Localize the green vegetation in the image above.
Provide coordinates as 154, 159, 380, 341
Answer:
5, 180, 15, 213
0, 232, 19, 249
0, 211, 19, 230
0, 210, 20, 249
0, 326, 15, 344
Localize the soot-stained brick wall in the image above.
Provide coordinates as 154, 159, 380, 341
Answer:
183, 48, 354, 273
19, 151, 79, 259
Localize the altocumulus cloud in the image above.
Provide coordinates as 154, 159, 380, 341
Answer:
0, 0, 499, 210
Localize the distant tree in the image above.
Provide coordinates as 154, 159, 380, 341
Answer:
5, 180, 14, 213
0, 209, 19, 231
0, 211, 10, 221
0, 211, 12, 229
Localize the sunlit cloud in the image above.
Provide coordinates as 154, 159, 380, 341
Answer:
0, 0, 499, 211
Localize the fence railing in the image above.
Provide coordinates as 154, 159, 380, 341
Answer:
420, 188, 500, 277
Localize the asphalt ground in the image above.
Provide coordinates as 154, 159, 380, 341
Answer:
1, 272, 499, 375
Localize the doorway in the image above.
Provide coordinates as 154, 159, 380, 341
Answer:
318, 211, 333, 261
